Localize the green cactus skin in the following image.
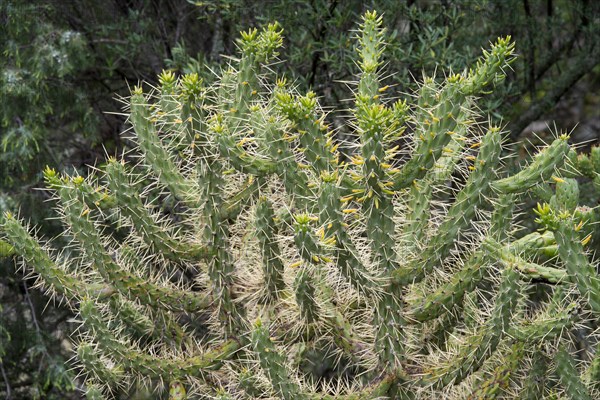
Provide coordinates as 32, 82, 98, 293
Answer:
550, 178, 580, 212
293, 267, 320, 324
258, 108, 311, 202
212, 116, 279, 176
492, 136, 570, 194
584, 352, 600, 390
317, 175, 374, 295
105, 159, 212, 261
466, 342, 525, 400
555, 346, 592, 400
107, 294, 188, 347
0, 238, 15, 257
251, 319, 308, 400
130, 90, 199, 208
77, 343, 125, 386
276, 90, 338, 175
292, 215, 361, 359
520, 347, 550, 399
80, 299, 240, 380
408, 251, 487, 323
256, 197, 286, 300
5, 10, 600, 400
392, 82, 465, 191
425, 268, 521, 388
2, 215, 85, 299
394, 127, 502, 286
509, 288, 577, 343
85, 384, 107, 400
484, 238, 568, 284
554, 219, 600, 313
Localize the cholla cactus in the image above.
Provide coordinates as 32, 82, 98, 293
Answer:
2, 11, 600, 399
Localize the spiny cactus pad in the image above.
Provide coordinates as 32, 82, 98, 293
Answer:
2, 11, 599, 399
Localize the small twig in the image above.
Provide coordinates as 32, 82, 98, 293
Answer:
23, 283, 42, 335
0, 361, 11, 400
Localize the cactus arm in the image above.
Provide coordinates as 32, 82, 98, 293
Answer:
274, 88, 337, 174
81, 300, 239, 380
519, 348, 550, 399
57, 181, 211, 312
426, 268, 521, 387
210, 115, 279, 176
107, 295, 188, 347
355, 10, 385, 100
394, 127, 502, 286
220, 176, 259, 222
2, 214, 87, 299
351, 16, 405, 307
401, 179, 433, 254
399, 124, 469, 252
492, 136, 570, 194
509, 230, 557, 257
45, 166, 116, 211
200, 76, 248, 332
352, 13, 402, 276
409, 194, 515, 323
484, 238, 568, 283
554, 346, 592, 400
554, 219, 600, 313
467, 342, 525, 400
510, 306, 576, 343
258, 107, 311, 203
179, 73, 210, 158
354, 100, 400, 275
489, 194, 517, 241
104, 159, 211, 261
226, 23, 283, 121
392, 81, 465, 191
408, 251, 487, 322
77, 343, 124, 387
107, 295, 155, 338
550, 177, 580, 212
256, 197, 286, 300
157, 70, 179, 127
393, 37, 514, 191
461, 36, 516, 95
251, 319, 308, 400
293, 267, 320, 324
130, 89, 198, 207
200, 166, 244, 334
318, 176, 375, 295
293, 215, 362, 357
354, 12, 398, 280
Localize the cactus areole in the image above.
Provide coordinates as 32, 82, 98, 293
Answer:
3, 10, 600, 400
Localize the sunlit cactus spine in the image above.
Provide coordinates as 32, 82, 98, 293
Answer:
2, 10, 600, 399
